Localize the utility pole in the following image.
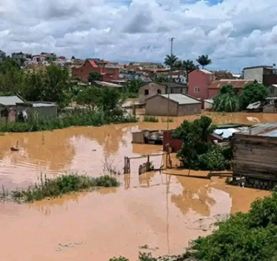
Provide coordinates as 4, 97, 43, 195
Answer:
170, 37, 175, 57
167, 37, 175, 130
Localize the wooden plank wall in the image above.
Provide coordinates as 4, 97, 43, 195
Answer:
232, 134, 277, 181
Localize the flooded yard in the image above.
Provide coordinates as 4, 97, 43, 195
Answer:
0, 112, 275, 261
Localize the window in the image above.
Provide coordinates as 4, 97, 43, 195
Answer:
144, 89, 149, 95
157, 89, 161, 94
194, 87, 200, 93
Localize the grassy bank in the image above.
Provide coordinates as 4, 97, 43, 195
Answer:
8, 174, 119, 202
0, 110, 137, 133
110, 191, 277, 261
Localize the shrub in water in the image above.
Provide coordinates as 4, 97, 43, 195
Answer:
0, 110, 136, 133
11, 174, 120, 202
198, 146, 227, 171
143, 116, 159, 122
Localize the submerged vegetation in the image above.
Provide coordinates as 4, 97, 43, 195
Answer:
110, 191, 277, 261
0, 110, 137, 132
3, 174, 119, 202
143, 116, 159, 122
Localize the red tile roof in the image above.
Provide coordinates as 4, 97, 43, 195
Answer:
209, 79, 253, 89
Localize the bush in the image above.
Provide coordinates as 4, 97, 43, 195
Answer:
11, 174, 120, 202
174, 116, 215, 169
198, 147, 227, 171
190, 192, 277, 261
109, 257, 129, 261
0, 110, 137, 133
213, 85, 240, 112
144, 116, 159, 122
240, 83, 268, 109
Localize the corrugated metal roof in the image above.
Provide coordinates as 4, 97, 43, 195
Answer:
0, 96, 24, 106
214, 128, 240, 139
160, 94, 201, 105
32, 102, 57, 108
94, 81, 122, 88
239, 123, 277, 137
260, 129, 277, 137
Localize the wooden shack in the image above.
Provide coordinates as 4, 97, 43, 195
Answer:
232, 123, 277, 189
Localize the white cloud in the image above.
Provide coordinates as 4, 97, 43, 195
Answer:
0, 0, 276, 72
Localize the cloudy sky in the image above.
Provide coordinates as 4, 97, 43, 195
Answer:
0, 0, 276, 72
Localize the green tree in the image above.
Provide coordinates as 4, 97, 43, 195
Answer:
173, 116, 216, 169
213, 85, 240, 112
164, 54, 179, 70
168, 59, 197, 83
99, 88, 121, 114
21, 65, 70, 107
240, 82, 268, 109
88, 71, 102, 83
0, 57, 24, 94
190, 192, 277, 261
75, 86, 102, 107
124, 79, 144, 94
196, 54, 212, 68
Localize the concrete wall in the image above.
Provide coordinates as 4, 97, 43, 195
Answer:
163, 130, 183, 153
177, 103, 201, 116
145, 95, 201, 116
139, 83, 166, 103
204, 100, 213, 110
188, 70, 214, 100
170, 87, 186, 94
208, 88, 218, 99
17, 105, 58, 120
243, 68, 264, 83
32, 106, 57, 119
145, 96, 178, 116
263, 74, 277, 86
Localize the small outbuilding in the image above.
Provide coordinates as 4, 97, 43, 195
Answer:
16, 102, 58, 120
0, 95, 24, 122
145, 94, 201, 116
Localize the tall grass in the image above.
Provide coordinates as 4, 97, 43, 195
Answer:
0, 110, 137, 133
143, 116, 159, 122
10, 174, 119, 202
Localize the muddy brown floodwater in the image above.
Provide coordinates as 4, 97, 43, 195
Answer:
0, 112, 274, 261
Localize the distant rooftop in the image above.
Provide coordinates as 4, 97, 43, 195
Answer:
31, 102, 57, 108
0, 96, 24, 106
160, 94, 201, 105
243, 65, 273, 70
94, 81, 122, 88
209, 79, 253, 89
199, 69, 213, 74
